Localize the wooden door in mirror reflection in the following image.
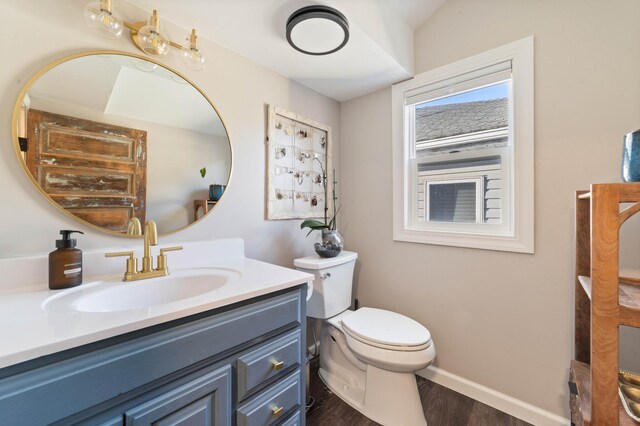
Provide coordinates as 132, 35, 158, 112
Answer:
26, 109, 147, 233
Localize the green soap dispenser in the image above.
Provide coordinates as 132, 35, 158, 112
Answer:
49, 230, 84, 290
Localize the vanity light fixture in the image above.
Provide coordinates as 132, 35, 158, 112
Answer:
83, 1, 207, 70
286, 5, 349, 55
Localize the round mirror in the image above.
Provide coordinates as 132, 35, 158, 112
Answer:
12, 51, 231, 236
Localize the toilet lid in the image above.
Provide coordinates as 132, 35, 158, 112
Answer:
294, 251, 358, 270
341, 307, 431, 349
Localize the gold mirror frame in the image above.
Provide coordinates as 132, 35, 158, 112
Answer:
12, 50, 233, 238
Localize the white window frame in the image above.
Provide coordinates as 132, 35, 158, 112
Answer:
392, 36, 534, 253
424, 176, 484, 223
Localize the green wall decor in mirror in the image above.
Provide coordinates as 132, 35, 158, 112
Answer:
12, 51, 232, 237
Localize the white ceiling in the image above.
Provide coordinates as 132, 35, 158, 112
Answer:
29, 55, 227, 136
125, 0, 446, 102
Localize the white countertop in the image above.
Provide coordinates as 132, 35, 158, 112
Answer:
0, 239, 313, 369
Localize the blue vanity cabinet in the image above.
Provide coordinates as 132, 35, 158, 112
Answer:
0, 286, 307, 426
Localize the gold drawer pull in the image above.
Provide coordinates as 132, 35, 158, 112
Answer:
272, 406, 284, 417
272, 360, 284, 371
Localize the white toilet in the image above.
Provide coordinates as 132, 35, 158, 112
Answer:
295, 251, 435, 426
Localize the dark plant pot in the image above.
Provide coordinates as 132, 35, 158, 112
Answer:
622, 130, 640, 182
209, 184, 225, 201
314, 229, 343, 258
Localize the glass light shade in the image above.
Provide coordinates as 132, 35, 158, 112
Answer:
84, 1, 124, 39
137, 25, 170, 56
289, 18, 346, 54
181, 47, 206, 71
131, 58, 158, 72
171, 74, 188, 84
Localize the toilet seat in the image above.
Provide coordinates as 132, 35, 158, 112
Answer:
336, 309, 436, 372
341, 307, 431, 351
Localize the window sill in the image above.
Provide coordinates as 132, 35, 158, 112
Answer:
393, 227, 534, 253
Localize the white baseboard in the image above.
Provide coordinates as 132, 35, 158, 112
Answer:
418, 366, 570, 426
307, 337, 568, 425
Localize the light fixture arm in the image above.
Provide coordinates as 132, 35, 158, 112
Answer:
100, 0, 113, 13
188, 29, 199, 51
148, 9, 160, 31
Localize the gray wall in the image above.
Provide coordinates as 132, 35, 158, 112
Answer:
340, 0, 640, 417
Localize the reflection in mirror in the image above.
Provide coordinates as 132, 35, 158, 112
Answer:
14, 52, 231, 236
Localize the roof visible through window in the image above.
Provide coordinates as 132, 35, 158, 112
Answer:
415, 81, 510, 143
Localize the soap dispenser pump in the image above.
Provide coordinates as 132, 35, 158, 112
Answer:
49, 230, 84, 290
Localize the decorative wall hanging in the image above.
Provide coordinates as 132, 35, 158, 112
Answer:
266, 105, 332, 220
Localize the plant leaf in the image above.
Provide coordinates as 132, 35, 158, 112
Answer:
300, 219, 329, 237
200, 167, 207, 178
300, 219, 328, 229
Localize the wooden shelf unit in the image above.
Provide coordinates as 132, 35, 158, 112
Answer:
573, 183, 640, 425
193, 199, 218, 221
570, 360, 637, 426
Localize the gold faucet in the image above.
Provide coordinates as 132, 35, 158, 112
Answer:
141, 219, 157, 273
106, 219, 183, 282
126, 217, 142, 235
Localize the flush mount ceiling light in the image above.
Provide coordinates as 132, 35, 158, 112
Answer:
83, 0, 207, 70
286, 5, 349, 55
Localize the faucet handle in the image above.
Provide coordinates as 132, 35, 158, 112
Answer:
160, 246, 183, 255
156, 246, 183, 272
105, 250, 135, 259
105, 251, 137, 281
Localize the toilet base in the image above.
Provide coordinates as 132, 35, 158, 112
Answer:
319, 323, 428, 426
319, 364, 427, 426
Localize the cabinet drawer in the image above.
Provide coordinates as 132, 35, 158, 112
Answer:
238, 330, 302, 400
98, 417, 124, 426
279, 410, 302, 426
125, 365, 231, 425
237, 370, 301, 426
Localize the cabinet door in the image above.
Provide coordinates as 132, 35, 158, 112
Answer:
125, 365, 231, 426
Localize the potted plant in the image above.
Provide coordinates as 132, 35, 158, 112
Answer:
200, 167, 225, 201
300, 159, 343, 258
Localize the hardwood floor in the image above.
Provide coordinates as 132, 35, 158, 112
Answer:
305, 360, 531, 426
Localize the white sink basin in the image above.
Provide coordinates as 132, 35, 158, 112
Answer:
42, 268, 242, 313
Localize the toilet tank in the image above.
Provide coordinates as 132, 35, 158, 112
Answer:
294, 251, 358, 319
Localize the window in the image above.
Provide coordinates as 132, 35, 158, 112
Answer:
392, 37, 534, 253
426, 178, 483, 223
